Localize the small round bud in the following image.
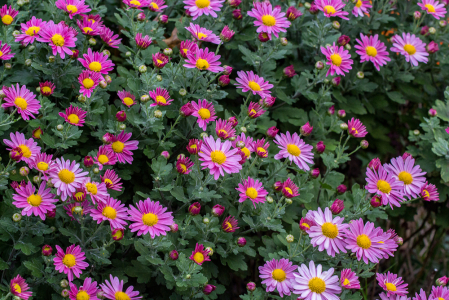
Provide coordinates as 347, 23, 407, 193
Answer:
73, 206, 83, 215
103, 49, 111, 57
0, 90, 5, 98
237, 237, 247, 247
11, 169, 16, 175
344, 44, 351, 50
356, 71, 364, 79
12, 30, 20, 37
185, 274, 191, 279
56, 124, 64, 131
78, 95, 87, 103
36, 87, 41, 93
200, 132, 208, 139
99, 81, 108, 89
12, 213, 21, 222
304, 2, 311, 8
93, 167, 100, 174
4, 63, 11, 69
88, 38, 96, 45
19, 166, 29, 176
179, 88, 187, 96
61, 289, 69, 298
206, 247, 213, 256
315, 61, 324, 70
240, 126, 247, 133
414, 11, 421, 19
97, 291, 105, 299
203, 217, 210, 224
140, 94, 150, 102
429, 108, 437, 117
340, 123, 348, 130
360, 140, 369, 149
50, 226, 56, 232
137, 12, 146, 21
429, 27, 436, 34
33, 175, 40, 183
163, 48, 173, 56
332, 21, 340, 29
156, 75, 162, 82
60, 279, 69, 288
42, 245, 53, 256
280, 37, 288, 46
125, 51, 132, 57
48, 56, 56, 63
286, 234, 294, 243
439, 20, 447, 27
413, 129, 420, 136
285, 199, 292, 205
170, 223, 178, 232
247, 282, 256, 292
104, 75, 112, 84
229, 136, 236, 141
169, 250, 179, 260
337, 109, 346, 118
119, 124, 126, 130
266, 196, 274, 203
28, 45, 35, 51
161, 151, 170, 159
236, 141, 245, 148
24, 59, 32, 67
139, 65, 147, 73
154, 110, 163, 118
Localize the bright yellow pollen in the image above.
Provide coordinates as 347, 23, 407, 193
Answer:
66, 4, 78, 13
241, 147, 250, 158
13, 283, 21, 294
42, 86, 52, 94
323, 5, 336, 14
197, 32, 207, 39
190, 144, 197, 150
246, 187, 258, 199
112, 141, 125, 153
82, 78, 95, 89
403, 44, 416, 55
438, 298, 445, 300
89, 61, 102, 72
14, 97, 28, 110
85, 182, 98, 195
103, 206, 117, 219
76, 290, 90, 300
182, 48, 188, 54
74, 192, 84, 200
272, 269, 286, 282
63, 254, 76, 268
248, 81, 261, 91
37, 162, 49, 171
308, 277, 326, 294
385, 283, 397, 292
257, 147, 266, 154
113, 230, 123, 239
83, 27, 93, 34
58, 169, 75, 184
156, 59, 163, 64
355, 0, 362, 7
142, 212, 158, 226
156, 95, 166, 104
224, 221, 233, 231
366, 46, 377, 57
218, 129, 228, 137
352, 127, 358, 134
51, 34, 65, 46
287, 144, 301, 156
343, 278, 350, 286
150, 2, 159, 9
398, 171, 413, 185
261, 15, 276, 26
19, 145, 31, 158
356, 234, 372, 249
123, 97, 134, 106
26, 26, 40, 36
27, 194, 42, 207
302, 222, 310, 229
0, 50, 3, 57
104, 178, 113, 186
249, 109, 257, 115
2, 15, 13, 25
196, 58, 210, 70
114, 291, 131, 300
198, 108, 211, 119
284, 187, 293, 194
377, 180, 392, 194
98, 154, 109, 164
211, 150, 226, 164
180, 163, 187, 173
33, 129, 42, 138
330, 54, 342, 66
423, 189, 430, 199
67, 114, 80, 124
425, 3, 436, 12
195, 0, 210, 8
193, 252, 205, 263
321, 222, 338, 239
130, 0, 141, 5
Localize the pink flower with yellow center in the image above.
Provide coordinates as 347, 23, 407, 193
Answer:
180, 40, 199, 58
418, 0, 447, 19
123, 0, 150, 9
3, 131, 41, 164
55, 0, 91, 19
91, 196, 128, 229
282, 178, 300, 198
348, 117, 368, 138
340, 269, 360, 289
391, 33, 428, 66
376, 272, 408, 297
421, 181, 439, 201
76, 18, 101, 36
232, 133, 254, 159
215, 119, 236, 139
101, 169, 123, 191
59, 105, 87, 127
149, 87, 173, 107
49, 158, 89, 201
184, 47, 224, 73
247, 2, 291, 39
235, 176, 268, 208
78, 70, 102, 98
176, 156, 194, 174
36, 20, 77, 59
64, 201, 92, 221
354, 33, 390, 71
94, 145, 117, 170
0, 5, 18, 26
315, 0, 349, 19
10, 275, 32, 300
68, 277, 99, 300
247, 102, 266, 118
185, 23, 221, 44
152, 52, 170, 68
2, 83, 41, 120
235, 70, 273, 99
12, 181, 58, 221
15, 17, 47, 46
82, 177, 109, 204
187, 139, 203, 154
79, 48, 115, 75
135, 33, 152, 49
54, 244, 89, 281
189, 243, 211, 265
384, 156, 426, 198
250, 138, 269, 158
191, 99, 217, 131
100, 27, 122, 48
117, 90, 136, 108
184, 0, 224, 20
39, 81, 56, 96
321, 43, 353, 77
222, 215, 239, 232
299, 217, 316, 232
148, 0, 168, 11
365, 165, 404, 209
100, 275, 142, 300
352, 0, 372, 17
29, 152, 55, 178
106, 130, 139, 164
0, 41, 15, 60
128, 198, 174, 237
274, 131, 314, 171
259, 258, 297, 297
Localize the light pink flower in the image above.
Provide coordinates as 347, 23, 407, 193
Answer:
235, 70, 273, 99
185, 23, 221, 44
259, 258, 297, 297
184, 0, 225, 20
2, 83, 41, 120
36, 20, 77, 59
12, 181, 57, 220
100, 275, 142, 300
321, 43, 353, 76
391, 33, 428, 66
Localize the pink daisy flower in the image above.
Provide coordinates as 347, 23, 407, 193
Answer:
0, 5, 18, 26
123, 0, 150, 9
91, 196, 128, 229
94, 145, 117, 170
215, 119, 236, 140
2, 83, 41, 120
235, 177, 268, 208
235, 70, 273, 99
250, 138, 269, 158
379, 293, 411, 300
135, 33, 152, 49
68, 277, 99, 300
189, 243, 211, 265
184, 0, 224, 20
149, 87, 173, 107
117, 90, 136, 107
299, 217, 316, 233
101, 169, 123, 191
375, 230, 399, 260
78, 70, 102, 98
259, 258, 297, 297
153, 53, 169, 68
321, 43, 353, 77
180, 40, 199, 58
292, 260, 342, 300
348, 117, 368, 137
176, 156, 194, 174
308, 207, 348, 257
282, 178, 300, 198
274, 131, 314, 171
430, 286, 449, 300
49, 158, 89, 201
199, 136, 243, 180
16, 17, 46, 46
36, 20, 77, 59
148, 0, 168, 11
222, 215, 239, 232
59, 105, 87, 127
128, 198, 174, 237
247, 2, 291, 39
78, 48, 115, 75
352, 0, 372, 17
82, 177, 109, 204
248, 102, 266, 118
0, 41, 15, 60
3, 131, 41, 164
187, 139, 202, 154
191, 99, 217, 131
184, 47, 223, 73
391, 33, 428, 66
100, 275, 142, 300
39, 81, 56, 96
376, 272, 408, 297
100, 27, 122, 48
354, 33, 390, 71
12, 181, 57, 221
29, 152, 55, 178
421, 181, 439, 201
10, 275, 32, 300
384, 156, 426, 198
418, 0, 447, 19
85, 14, 103, 25
185, 23, 221, 44
232, 133, 254, 159
64, 201, 92, 221
55, 0, 91, 18
341, 269, 360, 290
106, 130, 139, 164
76, 18, 101, 36
365, 165, 404, 209
315, 0, 349, 19
54, 245, 89, 281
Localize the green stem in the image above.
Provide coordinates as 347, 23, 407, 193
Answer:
266, 159, 289, 182
84, 222, 104, 245
245, 156, 258, 177
0, 108, 17, 126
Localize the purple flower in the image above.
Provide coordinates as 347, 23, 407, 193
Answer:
220, 25, 235, 42
311, 168, 320, 178
337, 184, 347, 194
116, 111, 126, 122
267, 126, 279, 138
337, 35, 350, 46
237, 237, 247, 247
189, 202, 201, 215
161, 151, 170, 159
212, 204, 225, 216
427, 41, 439, 53
203, 284, 216, 295
330, 199, 344, 214
316, 141, 326, 153
300, 122, 313, 136
180, 102, 194, 117
283, 65, 296, 77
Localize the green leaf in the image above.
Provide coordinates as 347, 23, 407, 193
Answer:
23, 259, 44, 278
220, 253, 247, 271
387, 91, 406, 104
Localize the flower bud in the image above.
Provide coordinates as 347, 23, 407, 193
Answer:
57, 124, 64, 131
330, 199, 344, 214
247, 282, 256, 292
203, 217, 210, 224
337, 35, 350, 46
170, 223, 178, 232
88, 37, 96, 45
266, 196, 274, 203
200, 132, 208, 138
47, 179, 55, 188
283, 65, 296, 78
78, 95, 87, 103
206, 247, 213, 256
286, 234, 294, 243
240, 126, 247, 133
99, 80, 107, 89
332, 21, 340, 29
300, 122, 313, 136
413, 129, 420, 136
19, 166, 29, 176
232, 8, 242, 19
169, 250, 179, 260
356, 71, 364, 79
436, 276, 449, 286
36, 87, 41, 93
42, 245, 53, 256
360, 140, 369, 149
137, 12, 146, 21
258, 32, 270, 42
228, 0, 241, 6
48, 56, 55, 63
311, 168, 320, 178
336, 184, 347, 194
12, 213, 21, 222
28, 45, 35, 51
439, 20, 447, 27
189, 202, 201, 215
315, 61, 324, 70
223, 65, 233, 75
93, 167, 100, 174
116, 111, 127, 122
4, 63, 11, 69
237, 237, 247, 247
315, 141, 325, 154
421, 26, 429, 35
154, 110, 163, 118
84, 156, 94, 168
73, 206, 83, 215
0, 89, 5, 98
344, 44, 351, 50
203, 284, 216, 295
185, 274, 191, 279
218, 75, 230, 86
61, 289, 69, 298
160, 151, 170, 159
370, 195, 382, 208
331, 76, 341, 87
212, 204, 225, 216
340, 123, 348, 130
267, 126, 279, 138
60, 279, 69, 288
427, 41, 439, 54
285, 199, 293, 205
97, 291, 105, 299
280, 37, 288, 46
414, 11, 421, 19
227, 116, 238, 128
429, 27, 436, 34
162, 48, 173, 57
33, 175, 40, 183
112, 228, 124, 241
25, 59, 32, 67
159, 15, 168, 23
138, 65, 147, 73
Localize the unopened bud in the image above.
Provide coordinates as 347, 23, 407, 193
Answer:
88, 37, 96, 45
156, 75, 162, 81
140, 94, 150, 102
413, 129, 420, 136
203, 217, 210, 224
280, 37, 288, 46
125, 51, 132, 57
286, 234, 294, 243
356, 71, 364, 79
48, 56, 55, 63
240, 126, 247, 133
139, 65, 147, 73
78, 95, 87, 103
25, 59, 32, 67
332, 21, 340, 29
429, 27, 436, 34
154, 110, 163, 118
315, 61, 324, 70
60, 279, 69, 288
57, 124, 64, 131
12, 213, 21, 222
163, 48, 173, 56
340, 123, 348, 130
266, 196, 273, 203
179, 88, 187, 96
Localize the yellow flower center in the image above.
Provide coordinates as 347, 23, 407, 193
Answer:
249, 109, 257, 115
366, 46, 377, 57
257, 147, 266, 155
113, 230, 123, 239
224, 221, 233, 231
74, 192, 84, 200
37, 162, 49, 171
261, 15, 276, 26
323, 5, 336, 14
102, 206, 117, 219
356, 234, 372, 249
63, 253, 76, 267
142, 212, 158, 226
179, 163, 187, 173
385, 283, 397, 292
438, 298, 445, 300
398, 171, 413, 185
308, 277, 326, 294
112, 141, 125, 153
51, 34, 65, 46
198, 108, 211, 119
104, 178, 113, 186
272, 269, 286, 282
150, 2, 159, 9
284, 187, 293, 195
14, 97, 28, 110
83, 27, 93, 34
197, 32, 208, 39
241, 147, 250, 158
98, 154, 109, 164
190, 144, 197, 150
330, 54, 342, 66
246, 187, 258, 199
343, 278, 350, 286
423, 189, 430, 199
26, 26, 40, 36
321, 222, 338, 239
302, 222, 310, 229
1, 15, 13, 25
377, 179, 391, 194
287, 144, 301, 156
156, 95, 166, 104
196, 58, 210, 70
356, 0, 362, 7
218, 129, 228, 137
89, 61, 102, 72
351, 127, 358, 134
211, 150, 226, 164
85, 182, 98, 195
27, 194, 42, 207
193, 252, 204, 264
33, 129, 42, 138
403, 44, 416, 55
67, 114, 80, 124
42, 86, 52, 94
182, 48, 188, 54
195, 0, 210, 8
0, 50, 3, 57
58, 169, 75, 184
76, 290, 90, 300
82, 78, 95, 89
66, 4, 78, 13
13, 283, 21, 293
123, 97, 134, 106
157, 59, 163, 64
114, 291, 130, 300
18, 145, 31, 158
248, 81, 261, 91
425, 3, 436, 12
130, 0, 141, 5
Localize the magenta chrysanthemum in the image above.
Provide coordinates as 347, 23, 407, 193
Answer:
232, 133, 254, 159
180, 40, 199, 58
49, 158, 89, 201
118, 90, 136, 108
421, 181, 439, 201
2, 83, 41, 120
82, 177, 108, 204
3, 131, 41, 164
148, 0, 168, 11
100, 275, 142, 300
365, 165, 404, 209
321, 43, 353, 77
247, 102, 266, 118
215, 119, 236, 140
15, 17, 47, 46
64, 201, 92, 221
106, 130, 139, 164
0, 5, 18, 26
0, 41, 15, 60
184, 0, 224, 20
184, 47, 223, 73
354, 33, 390, 71
189, 243, 211, 265
430, 286, 449, 300
123, 0, 150, 9
10, 275, 32, 300
315, 0, 349, 19
282, 178, 300, 198
236, 177, 268, 208
29, 152, 54, 178
78, 70, 102, 98
348, 117, 368, 138
94, 145, 117, 170
259, 258, 297, 297
274, 131, 314, 171
185, 23, 221, 44
341, 269, 360, 290
56, 0, 91, 18
101, 169, 123, 191
376, 272, 408, 297
191, 99, 217, 131
68, 277, 99, 300
235, 70, 273, 99
76, 18, 101, 36
100, 27, 122, 48
176, 157, 194, 174
12, 181, 57, 220
391, 33, 428, 66
91, 196, 128, 229
36, 20, 77, 59
79, 48, 115, 75
352, 0, 372, 17
384, 156, 426, 198
128, 198, 174, 237
59, 105, 87, 127
247, 2, 291, 39
418, 0, 447, 19
135, 33, 152, 49
149, 87, 173, 107
54, 245, 89, 281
